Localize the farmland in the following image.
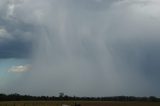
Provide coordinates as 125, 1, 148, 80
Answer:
0, 101, 160, 106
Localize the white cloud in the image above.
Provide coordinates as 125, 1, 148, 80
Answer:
0, 28, 11, 39
6, 0, 24, 19
8, 65, 31, 73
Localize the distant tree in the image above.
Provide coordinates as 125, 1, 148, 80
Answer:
149, 96, 158, 102
0, 93, 160, 101
59, 92, 65, 98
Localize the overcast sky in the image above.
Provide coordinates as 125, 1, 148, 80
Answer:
0, 0, 160, 97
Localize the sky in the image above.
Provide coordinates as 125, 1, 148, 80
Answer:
0, 0, 160, 97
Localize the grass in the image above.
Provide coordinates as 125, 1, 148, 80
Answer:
0, 101, 160, 106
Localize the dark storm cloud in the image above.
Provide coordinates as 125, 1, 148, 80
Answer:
0, 1, 35, 59
1, 0, 160, 97
0, 38, 32, 59
0, 19, 34, 59
112, 40, 160, 76
109, 39, 160, 95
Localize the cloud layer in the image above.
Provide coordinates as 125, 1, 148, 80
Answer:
1, 0, 160, 97
0, 0, 34, 59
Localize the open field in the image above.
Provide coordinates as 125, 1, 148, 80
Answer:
0, 101, 160, 106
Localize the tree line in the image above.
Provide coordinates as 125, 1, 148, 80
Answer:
0, 93, 159, 102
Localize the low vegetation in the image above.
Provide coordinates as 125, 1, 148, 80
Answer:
0, 93, 160, 106
0, 101, 160, 106
0, 93, 160, 102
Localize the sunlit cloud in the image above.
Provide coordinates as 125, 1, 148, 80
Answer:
8, 65, 31, 73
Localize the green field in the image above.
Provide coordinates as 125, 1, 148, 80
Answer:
0, 101, 160, 106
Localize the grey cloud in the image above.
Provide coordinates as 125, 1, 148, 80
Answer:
71, 0, 118, 10
0, 24, 34, 59
0, 0, 35, 59
0, 38, 32, 58
1, 0, 160, 97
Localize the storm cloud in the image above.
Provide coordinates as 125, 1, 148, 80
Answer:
1, 0, 160, 97
0, 0, 34, 59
